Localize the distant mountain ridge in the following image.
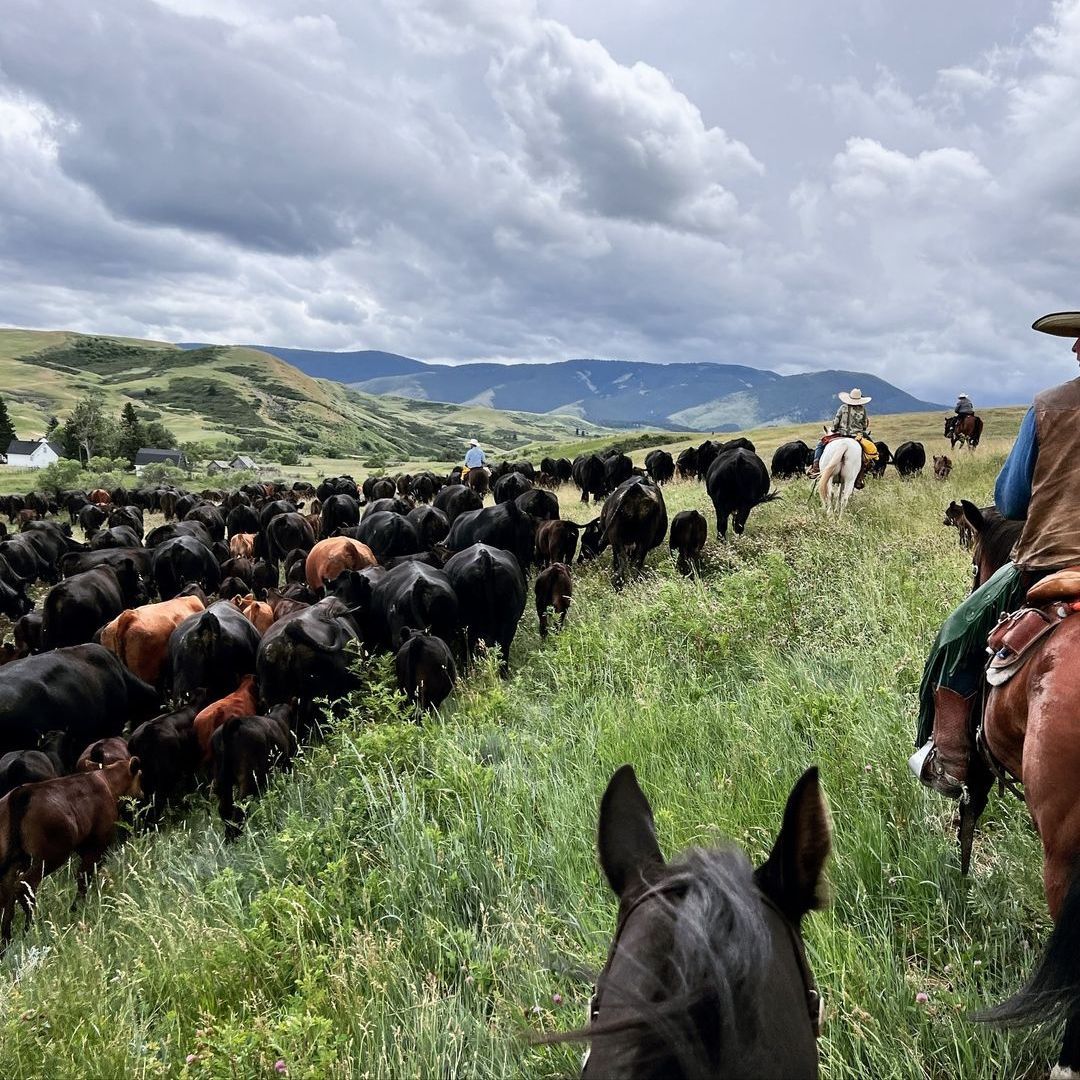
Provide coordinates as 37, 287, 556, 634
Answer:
186, 344, 946, 430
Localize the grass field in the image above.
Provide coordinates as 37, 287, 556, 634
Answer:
0, 410, 1061, 1078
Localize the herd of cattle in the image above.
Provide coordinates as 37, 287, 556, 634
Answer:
0, 433, 932, 946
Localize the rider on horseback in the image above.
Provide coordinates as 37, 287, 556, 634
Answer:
462, 438, 487, 481
914, 312, 1080, 797
807, 388, 876, 481
945, 393, 975, 438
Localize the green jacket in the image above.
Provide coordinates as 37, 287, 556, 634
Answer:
832, 404, 869, 437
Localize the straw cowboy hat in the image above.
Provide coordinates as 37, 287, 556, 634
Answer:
839, 387, 872, 406
468, 438, 479, 446
1032, 311, 1080, 337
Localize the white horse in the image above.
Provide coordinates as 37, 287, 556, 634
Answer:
817, 438, 863, 514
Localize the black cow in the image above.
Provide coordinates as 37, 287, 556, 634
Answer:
320, 494, 360, 539
676, 447, 700, 479
0, 644, 158, 766
168, 600, 262, 704
264, 512, 316, 567
351, 511, 422, 560
127, 706, 200, 815
78, 503, 109, 539
0, 749, 61, 798
394, 630, 457, 711
705, 448, 776, 538
406, 505, 450, 548
515, 489, 559, 522
535, 520, 579, 567
696, 440, 726, 477
534, 562, 572, 637
362, 497, 412, 519
256, 597, 360, 727
226, 504, 260, 538
184, 504, 225, 542
41, 560, 147, 650
90, 525, 142, 551
493, 472, 533, 505
870, 441, 892, 478
669, 509, 708, 575
770, 441, 813, 479
107, 505, 144, 539
432, 484, 483, 524
152, 535, 221, 600
604, 453, 634, 492
893, 441, 926, 477
60, 547, 154, 581
445, 500, 535, 573
595, 476, 668, 588
444, 544, 526, 676
572, 453, 608, 504
644, 450, 675, 485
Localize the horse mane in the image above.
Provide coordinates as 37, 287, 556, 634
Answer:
538, 847, 771, 1076
964, 502, 1023, 579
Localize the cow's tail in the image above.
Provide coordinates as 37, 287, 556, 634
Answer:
976, 863, 1080, 1028
0, 787, 33, 892
212, 726, 242, 840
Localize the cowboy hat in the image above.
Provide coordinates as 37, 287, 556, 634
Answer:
468, 438, 479, 446
839, 388, 871, 406
958, 392, 969, 398
1032, 312, 1080, 337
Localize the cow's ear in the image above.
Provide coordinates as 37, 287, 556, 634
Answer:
598, 765, 665, 898
128, 756, 141, 776
755, 767, 831, 923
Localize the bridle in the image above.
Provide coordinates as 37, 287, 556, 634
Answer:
583, 878, 823, 1070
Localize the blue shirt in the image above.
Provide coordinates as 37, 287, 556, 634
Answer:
994, 407, 1038, 520
464, 446, 486, 468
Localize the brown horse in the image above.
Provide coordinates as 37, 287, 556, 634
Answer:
947, 413, 984, 450
976, 603, 1080, 1075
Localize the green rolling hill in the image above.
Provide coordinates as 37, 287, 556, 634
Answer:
0, 330, 606, 461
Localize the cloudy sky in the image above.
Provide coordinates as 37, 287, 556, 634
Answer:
1, 0, 1079, 402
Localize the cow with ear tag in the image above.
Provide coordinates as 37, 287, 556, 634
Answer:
566, 765, 831, 1079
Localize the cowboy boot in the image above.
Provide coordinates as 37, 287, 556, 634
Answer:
854, 464, 868, 489
918, 688, 977, 798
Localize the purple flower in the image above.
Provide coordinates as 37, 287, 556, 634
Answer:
552, 993, 563, 1006
186, 1054, 197, 1065
915, 992, 929, 1004
274, 1062, 287, 1075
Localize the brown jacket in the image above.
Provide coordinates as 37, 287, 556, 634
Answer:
1013, 378, 1080, 570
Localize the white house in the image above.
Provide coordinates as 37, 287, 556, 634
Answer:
5, 437, 63, 469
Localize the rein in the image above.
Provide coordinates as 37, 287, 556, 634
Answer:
584, 878, 822, 1067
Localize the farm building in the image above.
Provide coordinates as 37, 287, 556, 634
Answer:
4, 437, 63, 469
134, 447, 188, 475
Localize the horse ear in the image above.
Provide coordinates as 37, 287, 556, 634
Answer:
597, 765, 665, 899
755, 767, 831, 924
960, 499, 985, 532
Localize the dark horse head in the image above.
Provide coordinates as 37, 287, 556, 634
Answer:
574, 764, 831, 1079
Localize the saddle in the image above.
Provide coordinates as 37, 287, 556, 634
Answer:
985, 567, 1080, 686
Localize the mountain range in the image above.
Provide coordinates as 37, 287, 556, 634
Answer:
197, 346, 946, 430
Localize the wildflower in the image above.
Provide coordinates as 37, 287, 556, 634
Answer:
186, 1054, 197, 1064
275, 1061, 288, 1075
915, 992, 929, 1004
530, 1004, 544, 1016
552, 993, 563, 1006
864, 764, 873, 772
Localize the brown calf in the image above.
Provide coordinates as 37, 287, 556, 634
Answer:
88, 488, 112, 506
535, 519, 579, 568
77, 737, 132, 772
933, 455, 953, 480
0, 758, 142, 945
194, 676, 259, 763
230, 594, 276, 635
229, 533, 256, 559
305, 537, 378, 592
535, 562, 572, 638
99, 595, 205, 685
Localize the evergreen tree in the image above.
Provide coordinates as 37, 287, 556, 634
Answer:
116, 402, 144, 465
0, 395, 15, 450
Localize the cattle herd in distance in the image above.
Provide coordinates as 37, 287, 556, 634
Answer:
0, 433, 930, 960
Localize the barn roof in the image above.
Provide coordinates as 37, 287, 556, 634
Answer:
134, 447, 186, 465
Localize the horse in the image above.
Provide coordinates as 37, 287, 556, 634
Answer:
946, 413, 983, 450
553, 764, 831, 1078
975, 594, 1080, 1076
816, 438, 863, 515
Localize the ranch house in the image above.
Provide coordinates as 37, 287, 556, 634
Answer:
4, 437, 63, 469
134, 447, 188, 475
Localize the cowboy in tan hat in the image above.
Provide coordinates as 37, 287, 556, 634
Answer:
807, 387, 873, 477
914, 311, 1080, 797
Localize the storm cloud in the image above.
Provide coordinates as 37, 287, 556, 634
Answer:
1, 0, 1078, 402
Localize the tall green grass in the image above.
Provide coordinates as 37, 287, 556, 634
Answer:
0, 443, 1059, 1078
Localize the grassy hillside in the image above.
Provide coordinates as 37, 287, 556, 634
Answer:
0, 330, 603, 460
0, 415, 1064, 1078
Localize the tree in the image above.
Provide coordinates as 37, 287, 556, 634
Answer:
115, 402, 143, 465
62, 397, 112, 464
36, 458, 84, 496
0, 395, 15, 449
45, 414, 59, 436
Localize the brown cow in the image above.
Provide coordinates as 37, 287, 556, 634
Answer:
194, 676, 259, 763
229, 533, 256, 559
933, 454, 953, 480
99, 595, 206, 685
14, 509, 38, 529
305, 537, 378, 592
76, 737, 131, 772
88, 489, 112, 506
535, 519, 579, 568
230, 594, 276, 635
535, 562, 572, 637
0, 758, 142, 945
